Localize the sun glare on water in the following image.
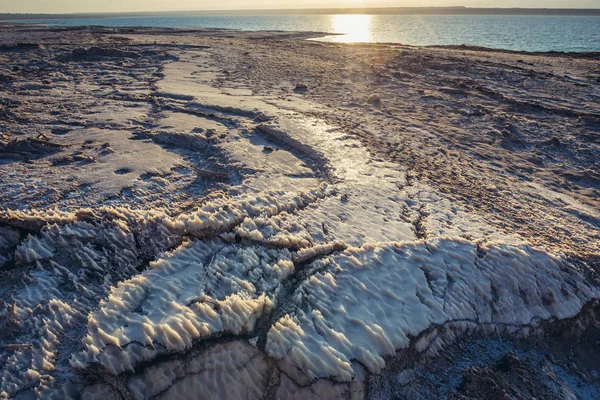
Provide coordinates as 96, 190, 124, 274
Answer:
330, 14, 372, 43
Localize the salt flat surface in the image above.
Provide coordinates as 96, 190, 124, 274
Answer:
0, 25, 598, 399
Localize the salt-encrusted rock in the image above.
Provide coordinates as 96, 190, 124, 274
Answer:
294, 83, 309, 92
521, 78, 534, 89
367, 94, 381, 105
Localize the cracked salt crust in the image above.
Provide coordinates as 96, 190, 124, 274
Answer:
0, 29, 598, 399
266, 239, 597, 382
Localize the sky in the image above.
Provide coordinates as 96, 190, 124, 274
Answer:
1, 0, 598, 14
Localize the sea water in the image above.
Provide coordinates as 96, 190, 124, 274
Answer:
7, 14, 600, 52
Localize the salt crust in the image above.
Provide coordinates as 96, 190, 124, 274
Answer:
266, 239, 598, 381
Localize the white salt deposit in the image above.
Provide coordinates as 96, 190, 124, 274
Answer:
267, 239, 597, 382
0, 36, 597, 400
72, 239, 285, 374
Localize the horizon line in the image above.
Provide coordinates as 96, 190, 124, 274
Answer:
2, 6, 600, 17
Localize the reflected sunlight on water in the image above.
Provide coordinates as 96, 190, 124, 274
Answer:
12, 15, 600, 52
329, 14, 372, 43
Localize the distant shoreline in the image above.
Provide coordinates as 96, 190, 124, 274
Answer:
2, 7, 600, 19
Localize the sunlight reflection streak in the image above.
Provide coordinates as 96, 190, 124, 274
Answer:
330, 14, 372, 43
